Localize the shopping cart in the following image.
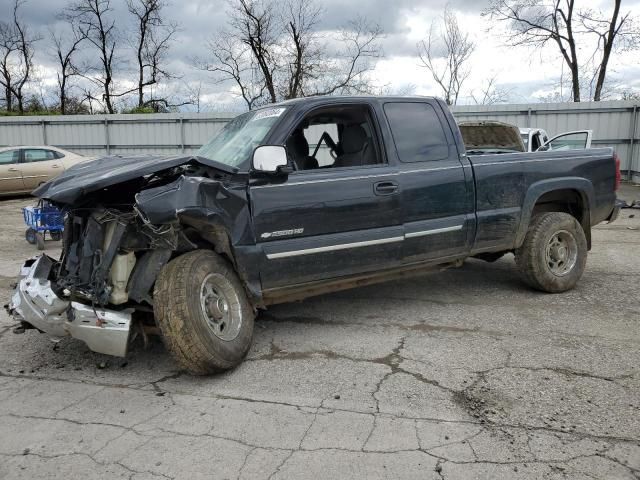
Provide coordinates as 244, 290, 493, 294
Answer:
23, 200, 64, 250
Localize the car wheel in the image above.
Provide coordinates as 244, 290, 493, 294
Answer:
25, 228, 36, 245
153, 249, 254, 375
515, 212, 587, 293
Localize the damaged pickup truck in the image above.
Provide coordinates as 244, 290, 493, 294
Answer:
6, 96, 621, 374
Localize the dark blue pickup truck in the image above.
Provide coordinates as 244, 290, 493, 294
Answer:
7, 96, 620, 374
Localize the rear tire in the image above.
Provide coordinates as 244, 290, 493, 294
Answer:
515, 212, 587, 293
153, 250, 254, 375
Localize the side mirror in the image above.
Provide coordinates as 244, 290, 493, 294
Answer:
252, 145, 289, 173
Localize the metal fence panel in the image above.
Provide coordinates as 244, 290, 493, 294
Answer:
452, 101, 639, 181
0, 101, 637, 181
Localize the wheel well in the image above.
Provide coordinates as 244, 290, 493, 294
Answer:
181, 226, 236, 266
532, 189, 591, 249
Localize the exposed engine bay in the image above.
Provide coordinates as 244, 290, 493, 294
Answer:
6, 154, 252, 357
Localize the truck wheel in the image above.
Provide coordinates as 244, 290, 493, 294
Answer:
153, 250, 254, 374
515, 212, 587, 293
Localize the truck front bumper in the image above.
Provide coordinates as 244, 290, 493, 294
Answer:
5, 255, 133, 357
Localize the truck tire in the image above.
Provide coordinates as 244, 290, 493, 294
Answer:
153, 250, 254, 374
515, 212, 587, 293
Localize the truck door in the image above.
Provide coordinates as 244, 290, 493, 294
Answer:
539, 130, 592, 151
383, 101, 475, 263
250, 103, 403, 289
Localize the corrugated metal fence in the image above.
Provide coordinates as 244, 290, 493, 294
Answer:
452, 101, 639, 181
0, 112, 235, 157
0, 100, 638, 180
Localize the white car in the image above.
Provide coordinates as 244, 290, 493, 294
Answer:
520, 128, 593, 152
0, 145, 91, 196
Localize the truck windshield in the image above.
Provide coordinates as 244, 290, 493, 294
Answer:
196, 107, 287, 167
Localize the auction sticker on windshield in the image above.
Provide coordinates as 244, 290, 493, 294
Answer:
251, 107, 286, 122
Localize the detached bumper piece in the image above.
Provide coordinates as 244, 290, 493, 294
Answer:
6, 255, 133, 357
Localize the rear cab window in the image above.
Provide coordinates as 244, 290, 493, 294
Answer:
383, 102, 449, 162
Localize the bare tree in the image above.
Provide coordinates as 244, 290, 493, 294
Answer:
197, 0, 383, 109
0, 22, 19, 111
50, 25, 86, 114
312, 18, 383, 96
471, 75, 511, 104
417, 6, 475, 105
579, 1, 637, 101
229, 0, 279, 103
126, 0, 179, 108
65, 0, 119, 113
484, 0, 638, 102
281, 0, 322, 99
198, 35, 268, 110
0, 0, 40, 113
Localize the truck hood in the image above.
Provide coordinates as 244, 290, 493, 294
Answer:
33, 153, 239, 204
458, 121, 526, 153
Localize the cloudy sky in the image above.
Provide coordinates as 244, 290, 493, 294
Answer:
3, 0, 640, 111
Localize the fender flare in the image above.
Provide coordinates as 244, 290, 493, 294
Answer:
515, 177, 594, 248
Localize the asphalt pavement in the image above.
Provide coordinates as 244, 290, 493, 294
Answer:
0, 184, 639, 479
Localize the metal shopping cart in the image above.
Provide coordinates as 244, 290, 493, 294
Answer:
23, 200, 64, 250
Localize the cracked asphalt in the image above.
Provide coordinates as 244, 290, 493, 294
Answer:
0, 184, 639, 480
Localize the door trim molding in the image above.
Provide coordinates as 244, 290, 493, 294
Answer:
265, 222, 466, 259
404, 224, 463, 238
266, 236, 404, 259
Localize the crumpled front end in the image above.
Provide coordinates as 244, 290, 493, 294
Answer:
6, 156, 254, 359
6, 255, 133, 357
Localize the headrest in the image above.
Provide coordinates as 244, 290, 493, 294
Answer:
286, 130, 309, 157
341, 124, 367, 154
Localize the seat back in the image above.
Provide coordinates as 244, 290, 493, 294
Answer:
334, 124, 375, 168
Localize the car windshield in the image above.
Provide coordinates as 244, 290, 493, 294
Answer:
521, 134, 529, 149
196, 107, 287, 167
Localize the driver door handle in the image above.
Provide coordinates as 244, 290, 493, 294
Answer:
374, 181, 398, 195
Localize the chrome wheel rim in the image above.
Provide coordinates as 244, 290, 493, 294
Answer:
199, 274, 241, 341
545, 229, 578, 277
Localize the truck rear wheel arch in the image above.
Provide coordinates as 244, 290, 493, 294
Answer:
516, 180, 594, 251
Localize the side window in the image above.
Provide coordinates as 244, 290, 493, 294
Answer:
285, 105, 381, 171
23, 149, 55, 162
384, 102, 449, 162
547, 132, 589, 151
52, 150, 65, 159
0, 149, 19, 165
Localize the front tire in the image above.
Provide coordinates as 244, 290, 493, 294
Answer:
515, 212, 587, 293
25, 228, 36, 245
153, 250, 254, 374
